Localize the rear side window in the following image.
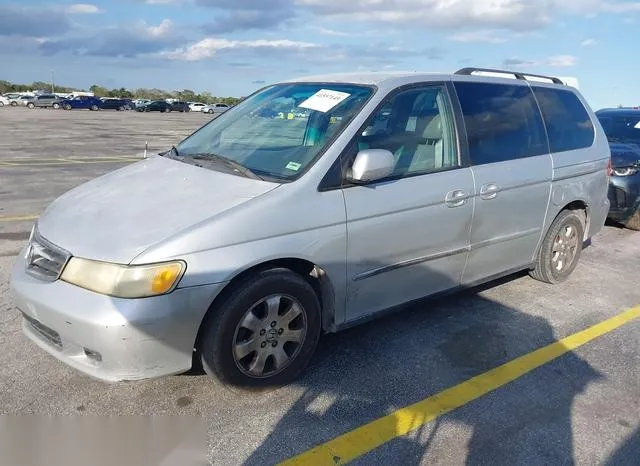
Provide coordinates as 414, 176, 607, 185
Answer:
454, 82, 547, 165
532, 87, 594, 153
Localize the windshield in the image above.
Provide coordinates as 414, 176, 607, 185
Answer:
175, 83, 374, 181
598, 114, 640, 146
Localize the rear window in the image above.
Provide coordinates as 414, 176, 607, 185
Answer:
532, 87, 594, 153
454, 82, 548, 165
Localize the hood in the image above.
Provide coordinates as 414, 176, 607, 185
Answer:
610, 143, 640, 168
37, 155, 279, 263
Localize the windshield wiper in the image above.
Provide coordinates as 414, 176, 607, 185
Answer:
190, 153, 263, 180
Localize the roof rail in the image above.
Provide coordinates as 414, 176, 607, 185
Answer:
454, 67, 565, 85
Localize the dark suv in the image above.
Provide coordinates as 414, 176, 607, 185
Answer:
101, 98, 131, 111
169, 101, 190, 112
596, 108, 640, 230
136, 100, 171, 112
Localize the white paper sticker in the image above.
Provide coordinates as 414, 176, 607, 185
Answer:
299, 89, 351, 113
634, 120, 640, 129
285, 161, 301, 171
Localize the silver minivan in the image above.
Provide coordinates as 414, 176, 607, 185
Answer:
10, 68, 611, 387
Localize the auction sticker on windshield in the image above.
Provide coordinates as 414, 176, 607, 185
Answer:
299, 89, 351, 113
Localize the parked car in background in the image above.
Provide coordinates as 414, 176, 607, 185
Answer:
9, 68, 610, 387
100, 98, 131, 111
132, 99, 151, 109
0, 96, 9, 107
189, 102, 207, 112
596, 108, 640, 230
59, 96, 103, 111
136, 100, 171, 112
170, 101, 191, 112
202, 103, 230, 114
25, 94, 62, 109
9, 96, 32, 107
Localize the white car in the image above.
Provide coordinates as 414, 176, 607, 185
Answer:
202, 103, 230, 114
0, 96, 9, 107
188, 102, 207, 112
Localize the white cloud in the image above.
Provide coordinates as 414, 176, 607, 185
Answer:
66, 3, 101, 14
144, 19, 172, 37
294, 0, 640, 31
581, 38, 598, 46
448, 30, 507, 43
311, 26, 350, 36
161, 37, 318, 61
503, 55, 578, 68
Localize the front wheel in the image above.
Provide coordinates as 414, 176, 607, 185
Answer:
198, 268, 321, 388
52, 103, 60, 109
64, 104, 72, 110
11, 101, 17, 107
208, 109, 214, 114
530, 209, 585, 284
27, 102, 35, 109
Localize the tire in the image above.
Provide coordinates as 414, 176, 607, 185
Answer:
90, 105, 99, 111
208, 109, 214, 114
11, 101, 17, 107
65, 104, 72, 110
530, 209, 585, 284
0, 102, 4, 107
27, 102, 35, 109
198, 268, 321, 389
624, 210, 640, 231
52, 103, 60, 109
118, 106, 124, 111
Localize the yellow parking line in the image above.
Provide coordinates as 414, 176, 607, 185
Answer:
280, 305, 640, 466
0, 215, 39, 223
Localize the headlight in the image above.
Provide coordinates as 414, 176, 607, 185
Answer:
60, 258, 185, 298
612, 167, 638, 177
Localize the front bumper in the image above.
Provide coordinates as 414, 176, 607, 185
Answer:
10, 249, 225, 382
608, 174, 640, 224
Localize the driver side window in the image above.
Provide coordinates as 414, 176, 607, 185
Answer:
352, 86, 458, 179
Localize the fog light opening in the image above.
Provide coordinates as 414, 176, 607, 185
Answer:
84, 348, 102, 362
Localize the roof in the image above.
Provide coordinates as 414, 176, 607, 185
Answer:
283, 69, 574, 91
596, 108, 640, 116
285, 71, 450, 86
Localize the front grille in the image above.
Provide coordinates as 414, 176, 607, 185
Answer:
23, 314, 62, 350
25, 228, 70, 281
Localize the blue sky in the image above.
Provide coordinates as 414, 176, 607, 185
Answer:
1, 0, 638, 108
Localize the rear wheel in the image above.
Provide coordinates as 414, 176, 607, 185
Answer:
11, 101, 17, 107
530, 209, 585, 284
0, 102, 4, 107
624, 210, 640, 231
64, 104, 72, 110
27, 102, 35, 109
198, 268, 321, 388
90, 105, 99, 111
52, 103, 60, 109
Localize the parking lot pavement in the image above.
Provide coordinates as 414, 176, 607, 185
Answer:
1, 109, 639, 465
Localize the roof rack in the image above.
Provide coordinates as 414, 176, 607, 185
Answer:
454, 67, 565, 85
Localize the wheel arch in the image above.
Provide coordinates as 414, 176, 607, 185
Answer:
192, 257, 336, 355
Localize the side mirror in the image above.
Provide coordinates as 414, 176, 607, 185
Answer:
348, 149, 395, 184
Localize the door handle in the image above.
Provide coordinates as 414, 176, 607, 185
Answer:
480, 183, 500, 200
445, 190, 468, 208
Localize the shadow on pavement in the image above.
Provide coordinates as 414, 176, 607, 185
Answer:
242, 271, 603, 465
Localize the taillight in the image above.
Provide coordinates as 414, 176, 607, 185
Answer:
607, 157, 613, 176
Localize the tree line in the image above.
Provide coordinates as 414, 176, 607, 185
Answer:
0, 80, 243, 106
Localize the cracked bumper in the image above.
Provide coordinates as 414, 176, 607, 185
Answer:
9, 249, 225, 382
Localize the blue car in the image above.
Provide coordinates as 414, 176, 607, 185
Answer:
59, 96, 103, 111
596, 108, 640, 230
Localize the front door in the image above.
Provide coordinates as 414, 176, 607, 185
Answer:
342, 84, 474, 322
453, 81, 553, 284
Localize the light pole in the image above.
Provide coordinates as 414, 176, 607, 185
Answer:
51, 69, 55, 94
